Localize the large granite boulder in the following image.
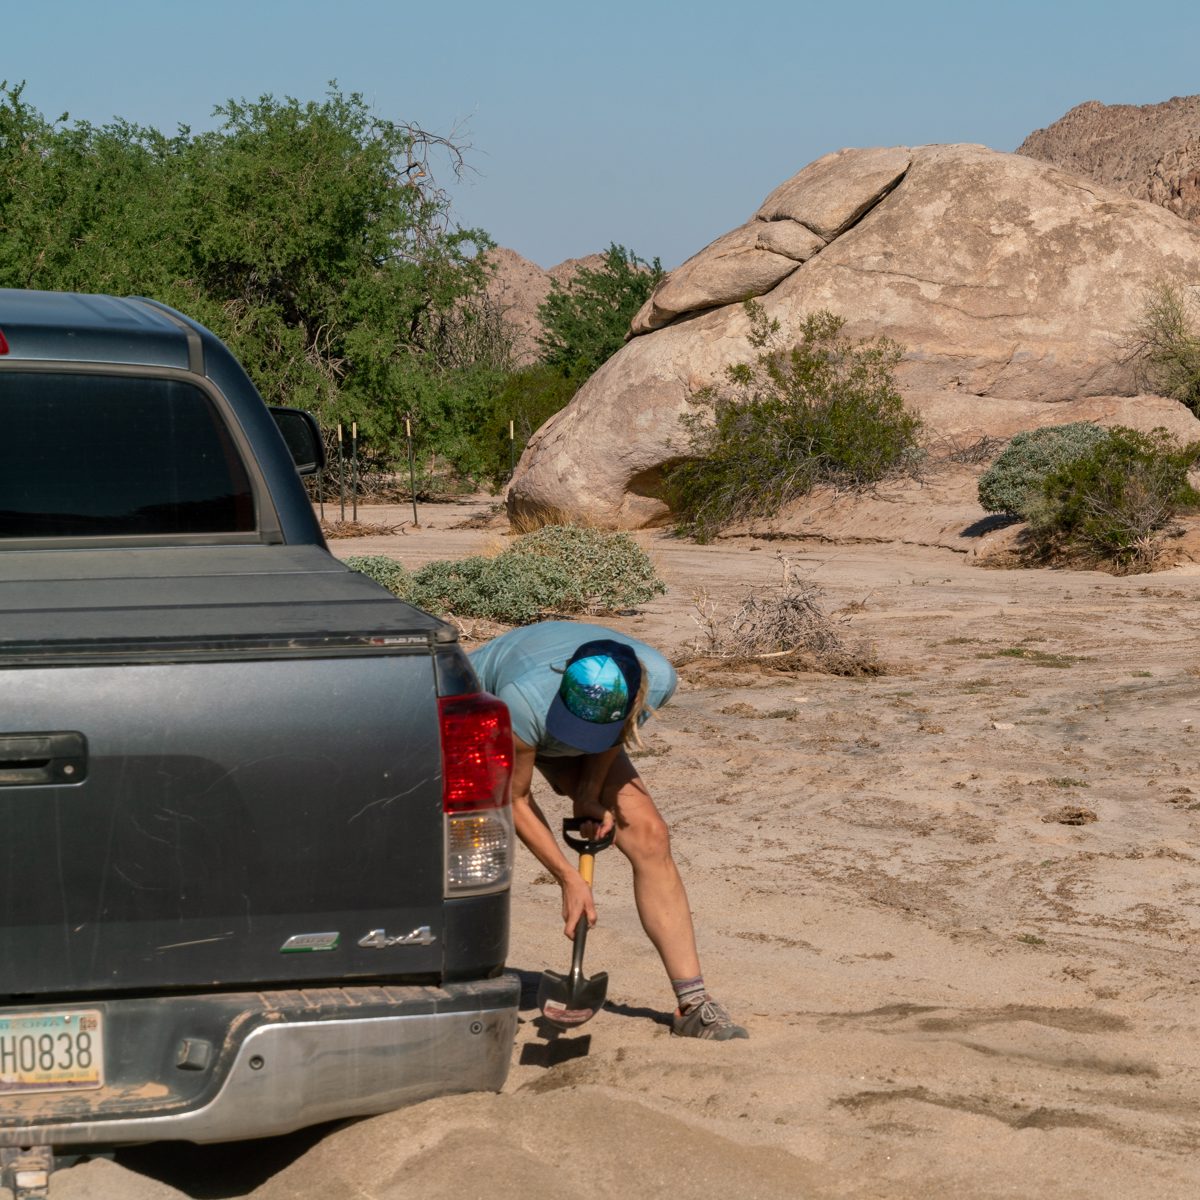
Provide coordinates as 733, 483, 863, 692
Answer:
630, 146, 909, 335
508, 143, 1200, 530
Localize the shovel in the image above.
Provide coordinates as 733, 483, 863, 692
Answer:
537, 816, 615, 1029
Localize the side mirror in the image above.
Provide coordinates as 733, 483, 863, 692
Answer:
270, 407, 325, 476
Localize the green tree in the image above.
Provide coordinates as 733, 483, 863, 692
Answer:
474, 364, 580, 488
537, 242, 663, 377
467, 245, 666, 489
0, 82, 504, 479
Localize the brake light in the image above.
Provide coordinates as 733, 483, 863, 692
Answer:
440, 693, 514, 895
439, 693, 513, 813
0, 330, 8, 354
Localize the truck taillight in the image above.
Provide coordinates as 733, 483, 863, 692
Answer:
0, 329, 8, 354
439, 694, 513, 813
439, 694, 513, 894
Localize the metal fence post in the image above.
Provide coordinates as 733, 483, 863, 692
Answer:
406, 415, 419, 529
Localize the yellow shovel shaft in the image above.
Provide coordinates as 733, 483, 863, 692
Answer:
579, 852, 595, 886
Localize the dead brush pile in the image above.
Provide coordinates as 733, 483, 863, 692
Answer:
320, 520, 404, 539
686, 554, 883, 677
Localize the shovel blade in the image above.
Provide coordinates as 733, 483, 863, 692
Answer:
536, 968, 609, 1029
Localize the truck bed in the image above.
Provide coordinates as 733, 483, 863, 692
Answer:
0, 544, 447, 657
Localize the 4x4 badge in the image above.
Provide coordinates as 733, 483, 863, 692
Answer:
280, 932, 340, 953
358, 926, 437, 949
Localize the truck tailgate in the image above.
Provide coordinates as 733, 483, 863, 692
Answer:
0, 546, 454, 997
0, 654, 445, 995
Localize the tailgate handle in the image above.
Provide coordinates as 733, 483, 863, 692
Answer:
0, 733, 87, 787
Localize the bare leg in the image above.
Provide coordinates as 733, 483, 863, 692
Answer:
537, 752, 747, 1037
545, 752, 702, 983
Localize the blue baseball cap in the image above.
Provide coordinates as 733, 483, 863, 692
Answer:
545, 639, 644, 753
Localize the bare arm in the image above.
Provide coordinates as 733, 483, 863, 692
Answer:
571, 744, 621, 839
510, 736, 597, 938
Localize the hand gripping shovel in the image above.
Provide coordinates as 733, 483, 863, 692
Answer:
537, 817, 615, 1029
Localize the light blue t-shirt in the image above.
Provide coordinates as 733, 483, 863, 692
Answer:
468, 621, 676, 757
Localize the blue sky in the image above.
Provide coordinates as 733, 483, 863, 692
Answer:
5, 0, 1200, 268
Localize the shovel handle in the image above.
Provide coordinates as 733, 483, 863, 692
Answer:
562, 816, 615, 857
570, 901, 590, 981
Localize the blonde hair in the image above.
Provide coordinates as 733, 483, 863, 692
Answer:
621, 660, 653, 750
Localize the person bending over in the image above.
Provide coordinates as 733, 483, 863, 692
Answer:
470, 620, 747, 1041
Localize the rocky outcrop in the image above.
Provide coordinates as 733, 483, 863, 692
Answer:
1019, 96, 1200, 225
483, 248, 606, 365
508, 143, 1200, 530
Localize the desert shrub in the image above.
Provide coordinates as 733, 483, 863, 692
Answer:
508, 525, 665, 611
346, 526, 666, 623
978, 423, 1109, 517
664, 303, 921, 542
1027, 426, 1200, 569
689, 554, 882, 676
406, 555, 578, 623
344, 555, 412, 594
1125, 281, 1200, 413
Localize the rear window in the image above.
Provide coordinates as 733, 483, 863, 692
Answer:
0, 372, 256, 539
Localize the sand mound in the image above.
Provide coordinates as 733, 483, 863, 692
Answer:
252, 1089, 816, 1200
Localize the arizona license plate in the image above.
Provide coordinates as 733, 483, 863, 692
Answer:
0, 1010, 103, 1094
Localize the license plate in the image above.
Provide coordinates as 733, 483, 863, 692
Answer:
0, 1010, 103, 1094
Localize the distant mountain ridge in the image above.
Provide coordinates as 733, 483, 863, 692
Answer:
482, 247, 605, 365
1018, 95, 1200, 224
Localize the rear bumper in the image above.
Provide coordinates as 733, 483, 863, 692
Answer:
0, 976, 519, 1148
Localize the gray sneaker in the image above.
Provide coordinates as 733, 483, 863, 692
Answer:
671, 996, 749, 1041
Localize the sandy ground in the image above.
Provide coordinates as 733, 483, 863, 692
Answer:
33, 498, 1200, 1199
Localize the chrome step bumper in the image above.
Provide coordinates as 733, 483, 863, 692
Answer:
0, 977, 519, 1148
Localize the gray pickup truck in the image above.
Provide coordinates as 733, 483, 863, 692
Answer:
0, 289, 518, 1195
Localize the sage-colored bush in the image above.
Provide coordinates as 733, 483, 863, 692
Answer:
346, 526, 666, 623
344, 555, 412, 595
508, 524, 665, 611
977, 423, 1109, 517
408, 555, 578, 623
